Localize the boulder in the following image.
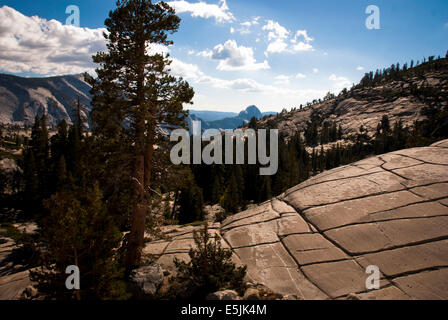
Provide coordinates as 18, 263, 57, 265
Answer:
206, 290, 240, 301
128, 262, 164, 299
20, 285, 38, 300
243, 288, 260, 300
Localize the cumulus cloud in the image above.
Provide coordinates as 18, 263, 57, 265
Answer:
170, 58, 204, 80
262, 20, 290, 41
292, 30, 314, 43
356, 66, 365, 71
196, 49, 213, 58
329, 74, 352, 90
204, 40, 270, 71
313, 68, 319, 73
0, 6, 177, 76
296, 73, 306, 79
290, 30, 314, 52
266, 38, 288, 54
0, 5, 107, 75
292, 42, 313, 52
166, 0, 235, 23
262, 20, 314, 54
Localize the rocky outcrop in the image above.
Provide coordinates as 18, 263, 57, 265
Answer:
145, 140, 448, 300
0, 236, 33, 300
0, 73, 91, 126
257, 60, 448, 139
128, 262, 164, 299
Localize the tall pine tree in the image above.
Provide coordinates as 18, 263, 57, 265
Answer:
88, 0, 194, 269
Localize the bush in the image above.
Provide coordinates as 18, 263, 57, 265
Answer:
170, 223, 246, 299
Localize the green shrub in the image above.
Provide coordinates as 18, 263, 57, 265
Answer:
170, 223, 246, 299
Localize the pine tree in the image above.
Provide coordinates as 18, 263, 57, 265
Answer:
178, 170, 204, 224
87, 0, 194, 269
56, 155, 68, 188
32, 182, 128, 300
23, 150, 39, 211
220, 172, 241, 214
257, 175, 272, 203
248, 117, 258, 130
172, 223, 246, 299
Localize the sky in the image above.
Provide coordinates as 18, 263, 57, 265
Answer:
0, 0, 447, 113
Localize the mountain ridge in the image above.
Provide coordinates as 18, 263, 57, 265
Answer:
255, 56, 448, 140
0, 73, 274, 130
0, 73, 92, 126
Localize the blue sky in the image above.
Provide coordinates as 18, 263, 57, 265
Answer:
0, 0, 447, 113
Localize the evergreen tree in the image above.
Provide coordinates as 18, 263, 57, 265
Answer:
32, 182, 128, 300
171, 223, 246, 299
248, 117, 258, 130
87, 0, 194, 269
220, 172, 240, 214
177, 171, 204, 224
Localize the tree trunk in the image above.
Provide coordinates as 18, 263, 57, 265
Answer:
125, 116, 147, 269
125, 38, 147, 270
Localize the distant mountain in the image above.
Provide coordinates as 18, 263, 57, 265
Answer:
0, 73, 91, 126
0, 73, 275, 132
238, 105, 262, 120
188, 110, 238, 122
187, 105, 271, 131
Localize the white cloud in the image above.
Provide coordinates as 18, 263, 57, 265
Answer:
168, 59, 322, 100
290, 30, 314, 52
0, 6, 175, 76
292, 30, 314, 43
274, 75, 291, 85
0, 5, 107, 75
356, 66, 365, 71
231, 21, 254, 35
292, 42, 313, 52
251, 17, 261, 25
329, 74, 351, 90
166, 0, 235, 23
168, 58, 327, 110
266, 39, 288, 54
262, 20, 290, 41
197, 49, 213, 58
313, 68, 319, 73
207, 40, 270, 71
296, 73, 306, 79
262, 20, 314, 54
170, 58, 204, 80
148, 43, 171, 55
